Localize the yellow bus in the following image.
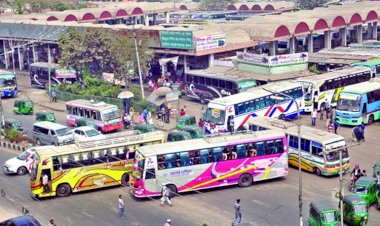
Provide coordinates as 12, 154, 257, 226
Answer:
30, 131, 165, 198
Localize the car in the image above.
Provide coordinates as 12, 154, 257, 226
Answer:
72, 126, 106, 141
0, 215, 41, 226
2, 146, 53, 175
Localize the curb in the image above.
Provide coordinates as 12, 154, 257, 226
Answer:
0, 140, 27, 152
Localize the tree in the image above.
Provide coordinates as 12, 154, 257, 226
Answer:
296, 0, 328, 10
55, 2, 68, 11
200, 0, 236, 11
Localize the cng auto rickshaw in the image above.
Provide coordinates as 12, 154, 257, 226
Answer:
373, 160, 380, 178
74, 118, 95, 128
175, 115, 196, 129
167, 130, 192, 142
353, 177, 378, 206
134, 124, 155, 134
309, 200, 339, 226
180, 125, 205, 139
1, 119, 23, 135
341, 195, 368, 226
13, 99, 33, 115
35, 111, 56, 123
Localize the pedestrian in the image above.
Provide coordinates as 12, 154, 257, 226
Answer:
164, 219, 171, 226
147, 111, 154, 125
333, 118, 339, 134
148, 79, 153, 90
320, 108, 324, 120
327, 122, 334, 133
228, 116, 235, 132
311, 109, 317, 126
160, 184, 172, 206
232, 199, 242, 225
180, 108, 185, 117
325, 99, 330, 115
198, 118, 204, 129
360, 122, 366, 142
42, 173, 50, 193
138, 112, 145, 124
48, 219, 57, 226
118, 194, 125, 218
51, 89, 57, 103
143, 108, 148, 123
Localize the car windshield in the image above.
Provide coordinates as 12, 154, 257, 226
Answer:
56, 128, 71, 136
353, 204, 367, 213
355, 186, 368, 194
102, 108, 120, 121
17, 151, 29, 160
205, 107, 226, 125
322, 211, 337, 223
24, 101, 33, 107
0, 76, 16, 87
46, 114, 55, 120
337, 96, 361, 112
85, 129, 100, 137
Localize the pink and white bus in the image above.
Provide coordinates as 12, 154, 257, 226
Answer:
65, 99, 122, 133
130, 130, 288, 198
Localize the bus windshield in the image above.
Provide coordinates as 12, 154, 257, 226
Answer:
337, 95, 361, 112
205, 108, 225, 125
322, 211, 337, 223
0, 76, 16, 87
102, 109, 120, 121
353, 204, 367, 213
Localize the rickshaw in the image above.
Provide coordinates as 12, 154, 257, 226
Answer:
341, 195, 368, 226
74, 118, 95, 128
309, 200, 339, 226
35, 111, 56, 123
180, 125, 205, 139
1, 119, 23, 135
373, 160, 380, 178
353, 177, 377, 205
13, 99, 33, 115
167, 130, 192, 142
175, 115, 196, 130
134, 124, 155, 134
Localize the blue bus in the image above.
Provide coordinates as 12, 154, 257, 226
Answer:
0, 70, 17, 97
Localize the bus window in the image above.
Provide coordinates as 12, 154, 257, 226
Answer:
145, 169, 156, 179
212, 79, 218, 87
199, 76, 205, 85
226, 81, 233, 90
236, 103, 245, 115
200, 149, 210, 164
236, 144, 246, 158
205, 77, 211, 85
255, 141, 266, 156
179, 152, 190, 166
301, 139, 310, 152
193, 76, 199, 84
212, 147, 222, 162
275, 139, 284, 153
219, 80, 225, 88
289, 135, 298, 149
258, 98, 265, 109
186, 74, 193, 83
265, 96, 274, 107
165, 154, 178, 169
312, 146, 322, 156
266, 140, 276, 155
66, 106, 73, 114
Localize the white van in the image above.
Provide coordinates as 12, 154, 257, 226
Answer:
2, 146, 53, 175
32, 121, 74, 146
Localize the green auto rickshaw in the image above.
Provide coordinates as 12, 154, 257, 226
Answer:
75, 118, 95, 128
134, 124, 155, 134
167, 130, 192, 142
341, 195, 368, 226
309, 200, 339, 226
176, 115, 196, 130
35, 111, 56, 123
1, 119, 23, 135
353, 177, 378, 206
181, 125, 205, 139
13, 99, 33, 115
373, 160, 380, 178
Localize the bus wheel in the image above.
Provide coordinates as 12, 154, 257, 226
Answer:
121, 173, 129, 187
200, 96, 207, 105
238, 174, 253, 187
367, 115, 374, 125
166, 184, 177, 199
315, 168, 322, 176
17, 166, 27, 175
57, 184, 71, 197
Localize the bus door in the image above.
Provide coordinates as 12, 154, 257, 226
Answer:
144, 156, 158, 192
300, 138, 312, 172
311, 141, 324, 173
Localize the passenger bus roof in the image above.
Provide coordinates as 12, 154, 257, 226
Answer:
340, 77, 380, 94
248, 117, 345, 145
352, 60, 380, 67
310, 200, 336, 213
65, 99, 118, 111
187, 67, 257, 82
30, 62, 59, 69
210, 81, 301, 106
137, 130, 285, 157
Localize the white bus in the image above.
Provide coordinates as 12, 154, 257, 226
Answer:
248, 116, 350, 176
205, 81, 303, 133
297, 66, 372, 112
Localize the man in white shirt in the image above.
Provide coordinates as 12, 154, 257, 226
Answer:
118, 194, 125, 218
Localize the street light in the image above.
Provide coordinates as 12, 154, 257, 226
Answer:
267, 90, 303, 226
132, 25, 145, 99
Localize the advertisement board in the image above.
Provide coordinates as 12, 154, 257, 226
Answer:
237, 52, 308, 66
55, 69, 77, 79
160, 30, 193, 49
195, 34, 226, 51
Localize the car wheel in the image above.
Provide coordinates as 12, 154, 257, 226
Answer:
36, 139, 41, 145
238, 173, 253, 187
57, 184, 71, 197
17, 166, 27, 175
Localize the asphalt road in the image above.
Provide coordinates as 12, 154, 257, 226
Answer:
0, 74, 379, 225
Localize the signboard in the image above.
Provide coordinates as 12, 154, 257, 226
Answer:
237, 52, 308, 66
102, 72, 125, 86
195, 34, 226, 51
55, 69, 76, 79
160, 30, 193, 49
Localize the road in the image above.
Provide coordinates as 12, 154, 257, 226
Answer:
0, 74, 379, 225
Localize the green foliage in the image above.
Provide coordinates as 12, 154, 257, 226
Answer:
309, 64, 321, 74
5, 129, 23, 143
16, 0, 23, 14
129, 85, 143, 101
200, 0, 236, 11
55, 2, 68, 11
296, 0, 328, 10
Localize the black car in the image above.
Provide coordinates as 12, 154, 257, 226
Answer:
0, 215, 41, 226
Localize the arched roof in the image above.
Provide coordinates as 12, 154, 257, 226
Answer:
64, 14, 78, 22
179, 5, 188, 10
332, 16, 346, 28
131, 7, 144, 15
313, 19, 329, 32
227, 5, 237, 11
82, 13, 96, 22
264, 4, 275, 11
239, 5, 249, 11
294, 22, 310, 35
47, 16, 58, 21
99, 11, 112, 20
115, 9, 128, 18
349, 13, 363, 26
274, 25, 291, 38
365, 10, 378, 22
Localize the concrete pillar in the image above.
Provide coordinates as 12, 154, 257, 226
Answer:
32, 45, 37, 63
339, 28, 347, 47
3, 40, 8, 69
140, 15, 144, 24
356, 25, 363, 43
184, 55, 188, 73
133, 16, 138, 25
289, 36, 296, 54
208, 54, 214, 67
165, 12, 169, 23
18, 46, 23, 70
367, 23, 373, 39
307, 34, 313, 53
269, 41, 277, 56
372, 22, 378, 40
144, 15, 149, 26
324, 30, 331, 49
153, 14, 157, 25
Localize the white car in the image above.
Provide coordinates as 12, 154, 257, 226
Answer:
2, 146, 53, 175
72, 126, 106, 141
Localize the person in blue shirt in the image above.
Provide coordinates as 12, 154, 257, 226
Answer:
360, 122, 366, 142
333, 119, 339, 134
143, 108, 148, 123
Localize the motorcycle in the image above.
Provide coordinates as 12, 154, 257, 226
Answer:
349, 173, 360, 192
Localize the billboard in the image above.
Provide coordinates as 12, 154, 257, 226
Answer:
237, 52, 308, 66
195, 34, 226, 51
160, 30, 193, 49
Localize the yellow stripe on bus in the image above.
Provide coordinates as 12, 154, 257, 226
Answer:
263, 166, 270, 179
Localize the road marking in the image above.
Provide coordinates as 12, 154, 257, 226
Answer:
81, 211, 94, 218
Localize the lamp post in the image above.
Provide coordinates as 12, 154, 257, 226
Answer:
132, 26, 145, 99
268, 91, 303, 226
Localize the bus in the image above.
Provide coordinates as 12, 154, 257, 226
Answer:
0, 70, 17, 97
204, 81, 303, 133
248, 117, 350, 176
30, 62, 77, 88
30, 131, 165, 198
185, 69, 258, 104
66, 99, 122, 133
336, 78, 380, 126
352, 59, 380, 78
130, 130, 288, 198
297, 66, 372, 112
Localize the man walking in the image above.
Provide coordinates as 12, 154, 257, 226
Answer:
160, 184, 172, 206
360, 122, 366, 142
311, 109, 317, 126
232, 199, 242, 225
164, 219, 172, 226
333, 118, 339, 134
118, 194, 125, 218
51, 89, 57, 103
48, 219, 57, 226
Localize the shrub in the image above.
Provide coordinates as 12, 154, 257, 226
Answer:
5, 130, 23, 143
